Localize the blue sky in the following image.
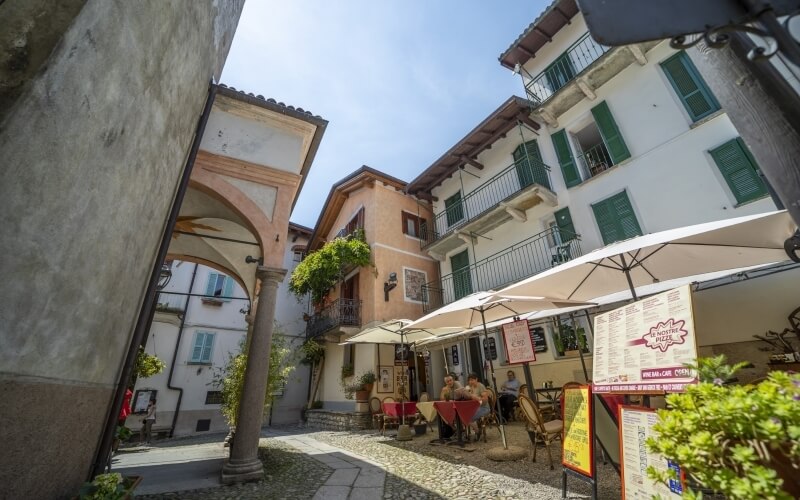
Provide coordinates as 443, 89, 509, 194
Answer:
221, 1, 549, 228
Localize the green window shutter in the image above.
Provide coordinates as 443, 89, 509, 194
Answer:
554, 207, 577, 242
551, 130, 581, 187
191, 333, 206, 362
513, 140, 548, 189
592, 191, 642, 245
710, 138, 768, 204
205, 273, 218, 297
545, 52, 576, 93
222, 276, 234, 302
450, 250, 472, 300
661, 52, 720, 122
591, 101, 630, 164
444, 192, 465, 227
201, 333, 215, 363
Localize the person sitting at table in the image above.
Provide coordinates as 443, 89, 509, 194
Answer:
465, 373, 490, 441
498, 370, 520, 423
439, 374, 463, 401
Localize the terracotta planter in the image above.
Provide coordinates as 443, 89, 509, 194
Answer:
363, 383, 374, 393
355, 390, 370, 402
770, 446, 800, 498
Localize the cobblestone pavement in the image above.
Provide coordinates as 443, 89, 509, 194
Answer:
124, 422, 621, 499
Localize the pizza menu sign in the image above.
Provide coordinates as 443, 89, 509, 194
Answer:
592, 285, 698, 394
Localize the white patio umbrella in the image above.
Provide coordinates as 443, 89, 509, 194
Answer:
405, 291, 595, 449
497, 210, 796, 301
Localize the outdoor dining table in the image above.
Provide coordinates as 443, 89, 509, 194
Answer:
433, 400, 480, 448
382, 402, 417, 423
535, 387, 563, 415
415, 401, 437, 423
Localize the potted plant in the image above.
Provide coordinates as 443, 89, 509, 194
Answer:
77, 472, 142, 500
358, 370, 376, 393
646, 356, 800, 499
412, 414, 428, 436
112, 425, 132, 452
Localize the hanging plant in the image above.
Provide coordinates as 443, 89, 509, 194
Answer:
288, 229, 371, 304
133, 347, 166, 379
300, 339, 325, 365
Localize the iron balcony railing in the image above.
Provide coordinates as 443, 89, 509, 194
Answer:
306, 298, 362, 339
419, 156, 552, 247
577, 142, 614, 178
524, 32, 609, 105
421, 227, 582, 312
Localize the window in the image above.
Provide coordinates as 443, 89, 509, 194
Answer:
554, 206, 577, 243
710, 138, 768, 204
661, 52, 720, 122
591, 191, 642, 245
338, 207, 365, 238
450, 250, 472, 300
343, 343, 356, 368
205, 272, 233, 302
444, 192, 465, 227
550, 315, 592, 359
512, 140, 549, 189
190, 331, 215, 364
544, 51, 576, 93
195, 419, 211, 432
205, 391, 223, 405
401, 211, 426, 239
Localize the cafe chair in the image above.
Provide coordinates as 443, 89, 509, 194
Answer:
418, 392, 430, 402
478, 388, 500, 443
519, 394, 563, 469
513, 384, 528, 422
380, 396, 400, 436
369, 397, 384, 433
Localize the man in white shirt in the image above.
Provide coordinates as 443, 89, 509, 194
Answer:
498, 371, 520, 423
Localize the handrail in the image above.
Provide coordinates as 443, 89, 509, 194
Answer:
420, 156, 553, 247
306, 298, 362, 338
421, 227, 582, 312
524, 32, 608, 105
576, 141, 614, 178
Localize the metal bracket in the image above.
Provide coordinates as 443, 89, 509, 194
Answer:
785, 229, 800, 263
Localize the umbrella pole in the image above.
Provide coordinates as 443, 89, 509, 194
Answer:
442, 347, 449, 373
570, 313, 590, 382
412, 344, 421, 402
619, 254, 638, 301
479, 308, 508, 449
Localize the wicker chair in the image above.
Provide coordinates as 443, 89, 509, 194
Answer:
477, 388, 500, 442
513, 384, 528, 421
369, 397, 384, 432
418, 392, 430, 402
518, 394, 563, 469
381, 396, 399, 435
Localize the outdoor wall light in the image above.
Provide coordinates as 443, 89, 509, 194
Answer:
384, 272, 398, 301
157, 264, 172, 291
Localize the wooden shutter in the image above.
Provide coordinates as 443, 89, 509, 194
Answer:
591, 101, 631, 164
592, 199, 619, 245
205, 273, 218, 297
592, 191, 642, 245
554, 207, 577, 242
222, 276, 234, 301
710, 138, 768, 204
513, 140, 549, 189
201, 333, 214, 363
445, 192, 465, 227
450, 250, 472, 300
661, 52, 720, 122
551, 130, 581, 188
191, 333, 205, 362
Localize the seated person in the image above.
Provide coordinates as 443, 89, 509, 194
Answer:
439, 374, 463, 401
498, 370, 520, 422
465, 373, 490, 440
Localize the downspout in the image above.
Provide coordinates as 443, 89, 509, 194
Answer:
91, 81, 217, 477
166, 263, 199, 437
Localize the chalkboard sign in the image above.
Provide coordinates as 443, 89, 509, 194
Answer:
482, 337, 498, 360
530, 326, 548, 353
451, 345, 459, 365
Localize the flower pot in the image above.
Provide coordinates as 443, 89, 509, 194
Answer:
563, 350, 580, 358
413, 423, 427, 436
363, 383, 374, 393
355, 390, 370, 402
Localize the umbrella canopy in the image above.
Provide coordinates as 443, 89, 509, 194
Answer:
497, 210, 795, 301
404, 291, 594, 331
342, 319, 459, 345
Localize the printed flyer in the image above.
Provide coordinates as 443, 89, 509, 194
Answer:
592, 285, 698, 393
561, 385, 593, 477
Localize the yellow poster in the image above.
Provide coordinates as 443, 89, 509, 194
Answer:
562, 385, 593, 477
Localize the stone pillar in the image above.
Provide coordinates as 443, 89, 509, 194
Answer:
222, 266, 287, 483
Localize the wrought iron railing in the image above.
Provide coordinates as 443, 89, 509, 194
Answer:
419, 157, 552, 247
421, 227, 582, 312
306, 298, 362, 339
524, 32, 608, 105
577, 142, 614, 178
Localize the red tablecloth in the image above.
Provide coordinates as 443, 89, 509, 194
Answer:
383, 402, 417, 418
433, 400, 480, 427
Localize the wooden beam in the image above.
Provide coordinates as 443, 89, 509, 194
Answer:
459, 155, 484, 170
534, 27, 552, 42
518, 46, 536, 58
516, 112, 541, 132
554, 7, 571, 24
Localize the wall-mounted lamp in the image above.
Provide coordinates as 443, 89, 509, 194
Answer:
157, 264, 172, 291
245, 255, 263, 265
383, 272, 398, 302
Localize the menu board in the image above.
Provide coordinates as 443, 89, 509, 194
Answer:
592, 285, 697, 394
619, 406, 683, 499
561, 385, 593, 477
530, 326, 548, 352
501, 320, 537, 364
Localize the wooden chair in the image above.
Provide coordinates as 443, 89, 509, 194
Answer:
381, 396, 399, 435
478, 388, 500, 442
513, 384, 528, 421
369, 397, 384, 432
518, 394, 563, 469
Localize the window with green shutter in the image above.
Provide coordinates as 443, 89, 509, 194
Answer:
554, 207, 577, 242
551, 129, 581, 188
190, 331, 215, 364
710, 138, 768, 204
512, 140, 549, 189
205, 272, 234, 301
545, 52, 576, 93
450, 250, 472, 300
591, 191, 642, 245
661, 51, 720, 122
591, 101, 630, 164
444, 191, 465, 227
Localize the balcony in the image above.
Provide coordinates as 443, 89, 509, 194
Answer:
577, 142, 614, 178
421, 227, 582, 312
306, 298, 362, 341
523, 32, 659, 126
420, 157, 557, 256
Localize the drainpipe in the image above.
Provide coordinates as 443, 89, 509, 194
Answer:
91, 81, 217, 477
166, 263, 198, 437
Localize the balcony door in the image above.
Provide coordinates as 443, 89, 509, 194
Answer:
451, 250, 473, 301
513, 140, 548, 190
341, 274, 359, 326
545, 52, 576, 93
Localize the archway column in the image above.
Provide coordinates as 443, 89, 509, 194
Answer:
221, 266, 287, 483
